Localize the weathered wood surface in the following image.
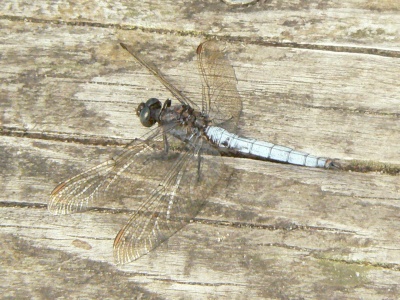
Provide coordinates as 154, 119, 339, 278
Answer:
1, 1, 400, 299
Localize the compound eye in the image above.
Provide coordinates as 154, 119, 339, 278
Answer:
139, 106, 157, 127
136, 102, 146, 117
137, 98, 162, 127
145, 98, 162, 108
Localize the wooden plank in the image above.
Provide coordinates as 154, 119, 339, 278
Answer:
1, 0, 400, 49
2, 21, 399, 163
1, 1, 400, 299
1, 136, 400, 298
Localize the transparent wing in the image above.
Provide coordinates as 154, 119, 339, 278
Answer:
49, 124, 223, 264
50, 41, 231, 263
48, 127, 164, 215
113, 137, 222, 264
120, 43, 200, 111
197, 40, 242, 133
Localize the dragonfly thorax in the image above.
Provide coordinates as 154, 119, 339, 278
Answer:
171, 104, 211, 132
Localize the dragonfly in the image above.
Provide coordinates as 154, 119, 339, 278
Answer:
49, 41, 339, 264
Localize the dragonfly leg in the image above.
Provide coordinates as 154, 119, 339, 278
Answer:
195, 140, 203, 182
162, 99, 172, 109
163, 130, 170, 154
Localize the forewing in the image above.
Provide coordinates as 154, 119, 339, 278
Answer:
48, 127, 164, 215
120, 43, 200, 110
197, 40, 242, 133
113, 138, 223, 264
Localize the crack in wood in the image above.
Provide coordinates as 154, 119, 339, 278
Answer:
2, 14, 400, 58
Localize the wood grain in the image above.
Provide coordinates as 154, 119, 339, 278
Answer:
1, 0, 399, 299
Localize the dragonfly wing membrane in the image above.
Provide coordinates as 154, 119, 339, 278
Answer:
50, 41, 233, 264
197, 41, 242, 133
113, 138, 224, 264
120, 43, 200, 110
48, 127, 165, 215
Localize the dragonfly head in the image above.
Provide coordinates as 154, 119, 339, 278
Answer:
136, 98, 162, 127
